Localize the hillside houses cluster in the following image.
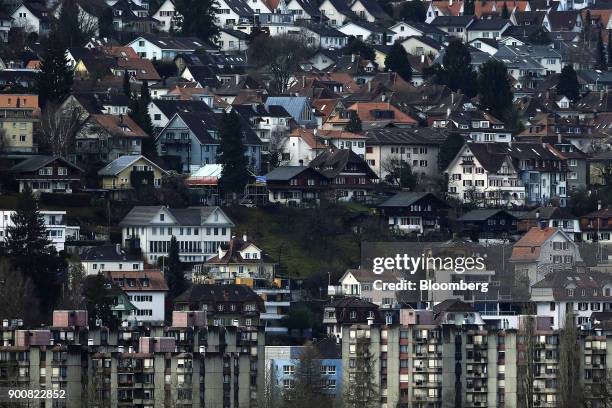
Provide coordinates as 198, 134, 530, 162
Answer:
4, 0, 612, 406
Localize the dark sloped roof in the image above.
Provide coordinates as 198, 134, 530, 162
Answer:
365, 127, 447, 146
81, 244, 141, 261
119, 206, 231, 226
431, 15, 475, 26
378, 192, 449, 208
10, 156, 83, 173
173, 111, 262, 146
174, 284, 262, 303
458, 209, 516, 221
151, 99, 212, 119
433, 298, 476, 313
309, 149, 377, 178
264, 166, 311, 181
468, 18, 510, 30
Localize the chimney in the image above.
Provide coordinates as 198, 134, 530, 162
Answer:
421, 54, 425, 63
116, 243, 122, 255
598, 200, 602, 211
351, 53, 356, 63
446, 107, 451, 118
243, 233, 248, 242
557, 133, 562, 144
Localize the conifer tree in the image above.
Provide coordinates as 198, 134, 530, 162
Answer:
345, 110, 362, 133
557, 65, 580, 101
478, 59, 513, 119
57, 0, 84, 47
343, 336, 379, 408
596, 28, 607, 70
385, 41, 412, 82
217, 111, 250, 199
35, 30, 73, 108
501, 2, 510, 19
558, 311, 584, 408
123, 70, 131, 97
437, 39, 477, 97
165, 236, 187, 299
6, 187, 64, 316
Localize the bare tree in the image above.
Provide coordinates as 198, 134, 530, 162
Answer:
57, 261, 87, 309
0, 258, 40, 324
39, 102, 86, 157
558, 310, 584, 408
248, 34, 312, 95
517, 315, 536, 408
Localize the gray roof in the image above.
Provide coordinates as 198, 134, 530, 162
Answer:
265, 97, 313, 124
378, 192, 448, 208
119, 206, 234, 227
98, 155, 165, 176
81, 244, 142, 262
458, 209, 516, 221
10, 156, 83, 173
264, 166, 310, 180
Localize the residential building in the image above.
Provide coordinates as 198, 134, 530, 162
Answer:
509, 226, 582, 287
445, 142, 569, 207
378, 192, 450, 235
518, 207, 580, 239
98, 155, 167, 200
119, 206, 234, 263
364, 127, 446, 181
0, 210, 79, 252
80, 243, 144, 275
126, 34, 214, 60
266, 340, 342, 395
580, 207, 612, 243
155, 111, 262, 173
264, 166, 329, 205
9, 156, 83, 194
174, 283, 265, 327
75, 114, 148, 163
108, 270, 168, 323
323, 297, 382, 339
0, 109, 38, 153
458, 209, 519, 240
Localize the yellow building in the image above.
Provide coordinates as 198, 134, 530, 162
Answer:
98, 155, 167, 200
0, 110, 37, 153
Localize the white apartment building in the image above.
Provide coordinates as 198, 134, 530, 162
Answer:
119, 206, 234, 263
109, 270, 168, 323
0, 209, 79, 252
80, 244, 145, 275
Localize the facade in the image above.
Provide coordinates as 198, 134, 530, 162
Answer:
80, 243, 145, 275
445, 142, 569, 207
108, 270, 168, 323
119, 206, 234, 263
0, 310, 266, 408
98, 155, 167, 200
0, 109, 37, 153
155, 111, 262, 173
378, 192, 450, 235
9, 156, 83, 194
0, 209, 79, 252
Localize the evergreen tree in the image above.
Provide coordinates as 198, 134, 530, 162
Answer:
527, 27, 551, 45
164, 236, 187, 299
342, 37, 376, 61
596, 28, 607, 70
438, 133, 464, 171
345, 110, 362, 133
343, 336, 379, 408
608, 30, 612, 66
98, 7, 115, 39
557, 65, 580, 101
478, 59, 513, 119
463, 0, 475, 15
439, 39, 477, 97
128, 82, 156, 156
558, 311, 584, 408
385, 41, 412, 82
281, 343, 333, 408
173, 0, 219, 42
217, 111, 250, 198
57, 0, 84, 47
6, 187, 64, 316
83, 275, 116, 327
123, 70, 131, 97
501, 2, 510, 19
399, 0, 426, 22
583, 10, 592, 43
35, 30, 73, 108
